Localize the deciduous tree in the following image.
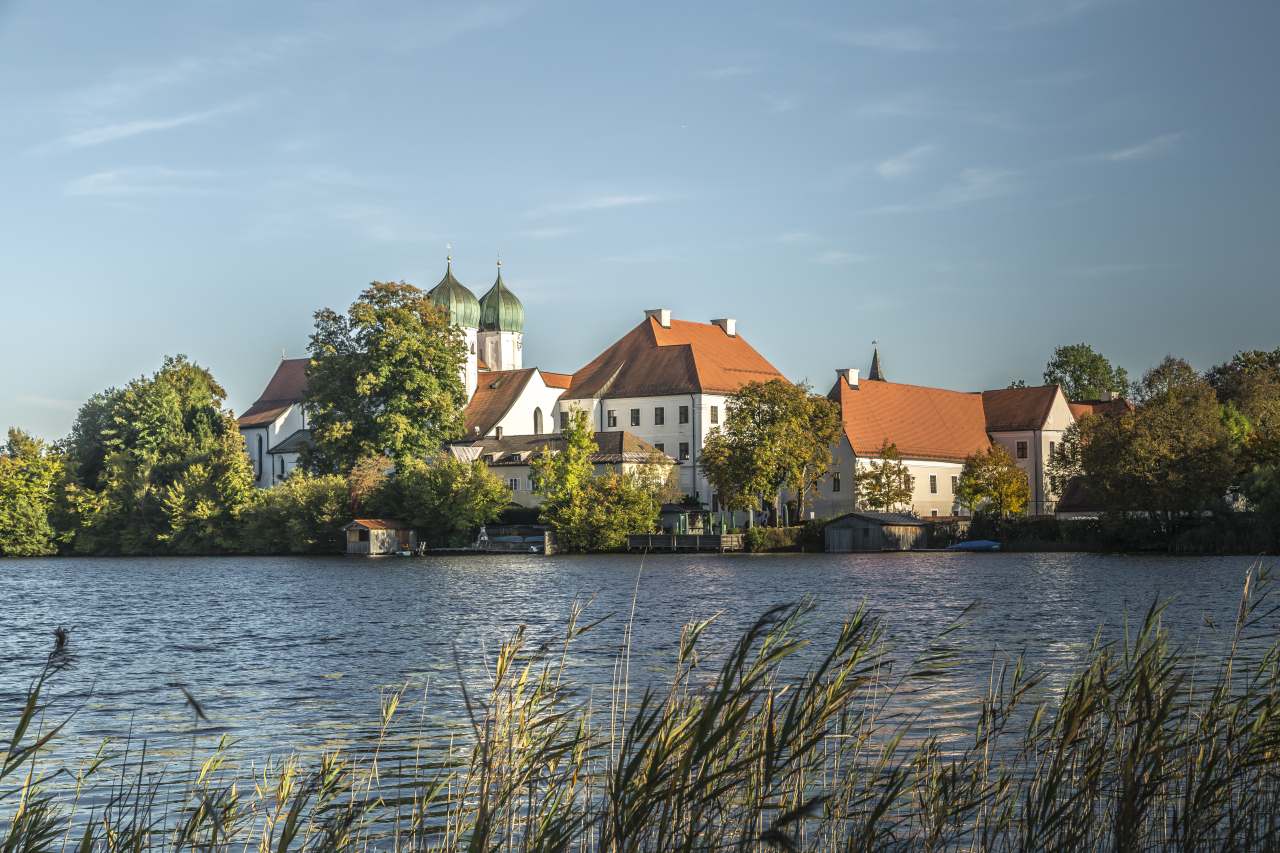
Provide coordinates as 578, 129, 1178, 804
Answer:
304, 282, 468, 474
376, 454, 509, 548
238, 471, 349, 554
854, 441, 914, 512
0, 429, 64, 556
957, 445, 1029, 518
1043, 343, 1129, 401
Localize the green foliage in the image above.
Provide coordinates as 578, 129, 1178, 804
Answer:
303, 282, 468, 474
700, 379, 841, 519
237, 471, 350, 554
854, 440, 914, 512
376, 454, 509, 548
957, 444, 1030, 518
0, 429, 64, 556
61, 355, 254, 555
1206, 347, 1280, 404
532, 411, 663, 551
743, 524, 804, 552
1043, 342, 1129, 401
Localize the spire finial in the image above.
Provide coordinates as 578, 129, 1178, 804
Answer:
446, 242, 453, 266
869, 341, 885, 382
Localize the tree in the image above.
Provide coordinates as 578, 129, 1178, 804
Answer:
956, 445, 1030, 518
61, 355, 255, 555
1043, 343, 1129, 401
1133, 355, 1201, 404
238, 471, 350, 554
376, 455, 509, 548
304, 282, 468, 474
530, 410, 664, 551
700, 379, 840, 524
1206, 348, 1280, 404
0, 429, 64, 556
854, 441, 914, 512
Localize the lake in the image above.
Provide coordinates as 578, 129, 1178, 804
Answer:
0, 552, 1270, 781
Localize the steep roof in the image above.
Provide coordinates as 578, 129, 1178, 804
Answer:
1068, 398, 1134, 420
478, 267, 524, 332
830, 376, 991, 464
565, 316, 785, 399
540, 371, 573, 389
460, 430, 673, 466
427, 261, 481, 329
462, 368, 537, 437
238, 358, 309, 427
980, 385, 1060, 432
266, 429, 312, 454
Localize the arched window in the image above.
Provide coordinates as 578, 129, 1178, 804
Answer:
533, 407, 544, 435
256, 435, 263, 479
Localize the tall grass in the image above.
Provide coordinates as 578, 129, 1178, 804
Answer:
6, 564, 1280, 851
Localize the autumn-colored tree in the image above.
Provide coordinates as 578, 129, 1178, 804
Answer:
854, 441, 914, 512
304, 282, 468, 474
957, 445, 1030, 518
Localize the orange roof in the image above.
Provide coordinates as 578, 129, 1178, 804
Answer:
980, 385, 1060, 432
239, 358, 308, 427
566, 317, 784, 398
463, 368, 536, 437
1068, 398, 1134, 420
830, 376, 991, 463
540, 370, 573, 389
345, 518, 409, 530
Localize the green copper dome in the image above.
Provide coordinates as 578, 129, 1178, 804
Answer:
478, 265, 525, 333
427, 260, 481, 328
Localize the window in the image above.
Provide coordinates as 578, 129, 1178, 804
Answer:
533, 408, 543, 435
832, 473, 841, 493
256, 435, 263, 479
630, 408, 640, 427
931, 510, 938, 517
929, 474, 938, 494
358, 529, 369, 542
654, 442, 665, 453
679, 442, 690, 461
1049, 440, 1056, 459
1016, 440, 1028, 459
654, 406, 665, 425
710, 405, 719, 425
507, 478, 520, 491
951, 476, 958, 492
607, 410, 617, 428
560, 412, 569, 430
679, 405, 690, 424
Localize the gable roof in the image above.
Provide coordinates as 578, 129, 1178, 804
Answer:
459, 430, 674, 466
266, 428, 312, 454
980, 385, 1061, 432
830, 511, 927, 527
540, 371, 572, 389
239, 358, 309, 427
1068, 398, 1134, 420
565, 317, 785, 399
462, 368, 537, 437
344, 518, 409, 531
830, 376, 991, 464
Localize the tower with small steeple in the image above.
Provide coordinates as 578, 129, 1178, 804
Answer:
426, 252, 482, 398
868, 343, 885, 381
477, 259, 525, 372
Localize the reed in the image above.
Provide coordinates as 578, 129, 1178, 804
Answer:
5, 563, 1280, 851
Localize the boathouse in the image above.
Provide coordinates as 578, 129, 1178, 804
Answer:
344, 519, 416, 556
824, 512, 927, 552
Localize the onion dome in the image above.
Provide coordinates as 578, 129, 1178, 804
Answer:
426, 257, 481, 329
478, 260, 525, 333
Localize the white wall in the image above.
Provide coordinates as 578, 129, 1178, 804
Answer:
489, 371, 564, 438
479, 330, 523, 372
462, 327, 479, 400
241, 402, 307, 488
812, 438, 965, 518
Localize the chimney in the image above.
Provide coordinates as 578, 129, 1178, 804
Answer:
644, 308, 672, 328
711, 317, 737, 337
838, 368, 860, 388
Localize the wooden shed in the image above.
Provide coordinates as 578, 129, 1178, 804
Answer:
344, 519, 416, 556
824, 512, 928, 552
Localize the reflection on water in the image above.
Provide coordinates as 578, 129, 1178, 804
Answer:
0, 551, 1265, 781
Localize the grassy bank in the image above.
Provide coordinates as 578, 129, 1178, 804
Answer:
7, 565, 1280, 850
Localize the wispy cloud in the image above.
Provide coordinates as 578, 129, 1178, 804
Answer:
776, 231, 820, 244
1068, 262, 1166, 278
834, 28, 938, 52
64, 167, 224, 196
762, 93, 799, 114
525, 192, 671, 219
50, 100, 253, 150
518, 225, 579, 240
1002, 0, 1117, 30
601, 248, 679, 264
876, 143, 937, 179
856, 91, 1019, 131
15, 394, 81, 413
1098, 131, 1183, 162
328, 204, 432, 243
812, 250, 869, 265
704, 65, 754, 80
868, 167, 1020, 214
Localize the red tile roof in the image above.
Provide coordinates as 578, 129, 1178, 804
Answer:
345, 518, 409, 530
540, 371, 573, 389
566, 317, 784, 398
462, 368, 536, 437
238, 358, 309, 427
980, 385, 1060, 432
830, 376, 991, 463
1068, 398, 1134, 420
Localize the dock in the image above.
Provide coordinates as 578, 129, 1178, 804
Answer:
626, 533, 745, 553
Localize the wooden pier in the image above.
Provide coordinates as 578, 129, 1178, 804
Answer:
626, 533, 745, 553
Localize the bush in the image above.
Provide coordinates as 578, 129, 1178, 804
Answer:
744, 525, 804, 553
237, 472, 349, 555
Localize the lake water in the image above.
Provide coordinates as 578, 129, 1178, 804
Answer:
0, 552, 1271, 783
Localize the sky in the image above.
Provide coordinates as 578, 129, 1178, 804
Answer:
2, 0, 1278, 440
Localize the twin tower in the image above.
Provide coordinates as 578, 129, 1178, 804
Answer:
426, 256, 525, 399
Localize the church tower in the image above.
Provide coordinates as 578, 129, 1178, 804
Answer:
427, 255, 482, 399
477, 260, 525, 372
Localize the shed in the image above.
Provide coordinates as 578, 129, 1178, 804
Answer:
824, 512, 927, 552
344, 519, 416, 556
659, 503, 711, 534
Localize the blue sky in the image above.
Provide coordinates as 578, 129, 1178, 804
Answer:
2, 0, 1277, 439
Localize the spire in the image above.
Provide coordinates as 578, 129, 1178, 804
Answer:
869, 343, 885, 381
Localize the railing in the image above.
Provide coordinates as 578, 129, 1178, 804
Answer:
626, 533, 745, 553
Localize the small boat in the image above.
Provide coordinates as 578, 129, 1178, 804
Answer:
945, 539, 1001, 552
